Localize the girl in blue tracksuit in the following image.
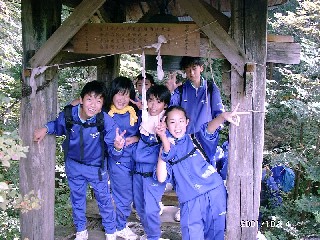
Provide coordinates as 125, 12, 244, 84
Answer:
104, 76, 141, 240
155, 105, 241, 240
33, 81, 125, 240
132, 85, 171, 240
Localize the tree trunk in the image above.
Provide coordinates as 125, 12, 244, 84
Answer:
20, 0, 61, 239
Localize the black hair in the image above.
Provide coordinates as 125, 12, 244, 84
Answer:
136, 73, 155, 85
180, 56, 204, 70
104, 76, 137, 111
146, 84, 171, 106
80, 80, 107, 104
164, 106, 189, 122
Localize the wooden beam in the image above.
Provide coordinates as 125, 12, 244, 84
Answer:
267, 42, 300, 64
176, 0, 247, 76
201, 37, 300, 64
30, 0, 106, 68
267, 34, 294, 42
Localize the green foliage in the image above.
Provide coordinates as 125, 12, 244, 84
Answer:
264, 0, 320, 237
120, 54, 141, 78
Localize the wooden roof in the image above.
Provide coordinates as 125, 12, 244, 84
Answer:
62, 0, 289, 22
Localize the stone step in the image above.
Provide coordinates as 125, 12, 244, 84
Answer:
55, 205, 181, 240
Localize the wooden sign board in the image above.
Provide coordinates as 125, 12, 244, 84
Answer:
72, 23, 200, 56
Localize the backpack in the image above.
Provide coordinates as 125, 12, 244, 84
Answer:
271, 165, 295, 193
64, 105, 105, 180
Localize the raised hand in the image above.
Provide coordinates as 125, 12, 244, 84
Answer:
114, 128, 126, 151
165, 71, 181, 92
129, 98, 143, 110
155, 116, 167, 139
222, 103, 250, 126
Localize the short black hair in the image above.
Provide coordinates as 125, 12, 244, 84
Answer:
136, 73, 155, 85
146, 84, 171, 106
164, 105, 189, 121
105, 76, 136, 111
80, 80, 106, 104
180, 57, 204, 70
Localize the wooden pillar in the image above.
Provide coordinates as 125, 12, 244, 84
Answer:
226, 0, 267, 239
20, 0, 61, 239
97, 55, 120, 87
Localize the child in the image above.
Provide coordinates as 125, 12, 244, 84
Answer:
167, 56, 224, 134
33, 80, 125, 240
166, 56, 225, 221
135, 73, 155, 100
105, 76, 141, 240
132, 84, 171, 240
155, 105, 241, 240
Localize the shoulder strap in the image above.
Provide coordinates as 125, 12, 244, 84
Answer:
177, 85, 183, 104
168, 134, 210, 166
191, 133, 210, 163
63, 105, 73, 162
208, 81, 213, 95
64, 105, 73, 131
95, 111, 105, 132
168, 147, 197, 166
95, 111, 105, 181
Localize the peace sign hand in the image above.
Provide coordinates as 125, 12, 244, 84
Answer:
155, 116, 167, 139
114, 128, 126, 151
222, 103, 250, 126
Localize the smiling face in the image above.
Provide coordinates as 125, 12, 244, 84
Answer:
147, 95, 167, 116
112, 90, 130, 110
166, 108, 189, 139
79, 92, 104, 120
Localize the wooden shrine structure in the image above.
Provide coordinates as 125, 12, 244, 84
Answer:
20, 0, 300, 239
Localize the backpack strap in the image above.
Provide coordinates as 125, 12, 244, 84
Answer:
168, 147, 197, 166
168, 134, 210, 166
190, 133, 210, 163
64, 106, 106, 181
95, 112, 105, 181
64, 105, 73, 162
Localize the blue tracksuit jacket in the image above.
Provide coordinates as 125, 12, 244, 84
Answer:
45, 104, 121, 233
170, 77, 224, 134
160, 123, 226, 240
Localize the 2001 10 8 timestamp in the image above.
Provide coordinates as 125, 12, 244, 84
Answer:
241, 220, 287, 228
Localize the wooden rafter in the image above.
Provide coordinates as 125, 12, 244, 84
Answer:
29, 0, 106, 68
176, 0, 247, 76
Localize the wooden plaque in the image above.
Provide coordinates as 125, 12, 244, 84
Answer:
72, 23, 200, 56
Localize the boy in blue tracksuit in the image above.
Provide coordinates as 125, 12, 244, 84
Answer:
167, 56, 224, 134
132, 84, 171, 240
33, 80, 125, 240
155, 105, 242, 240
104, 76, 141, 240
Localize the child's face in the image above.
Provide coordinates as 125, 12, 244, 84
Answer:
184, 64, 203, 82
136, 79, 152, 95
80, 92, 104, 120
166, 109, 189, 139
147, 95, 167, 116
113, 90, 130, 110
